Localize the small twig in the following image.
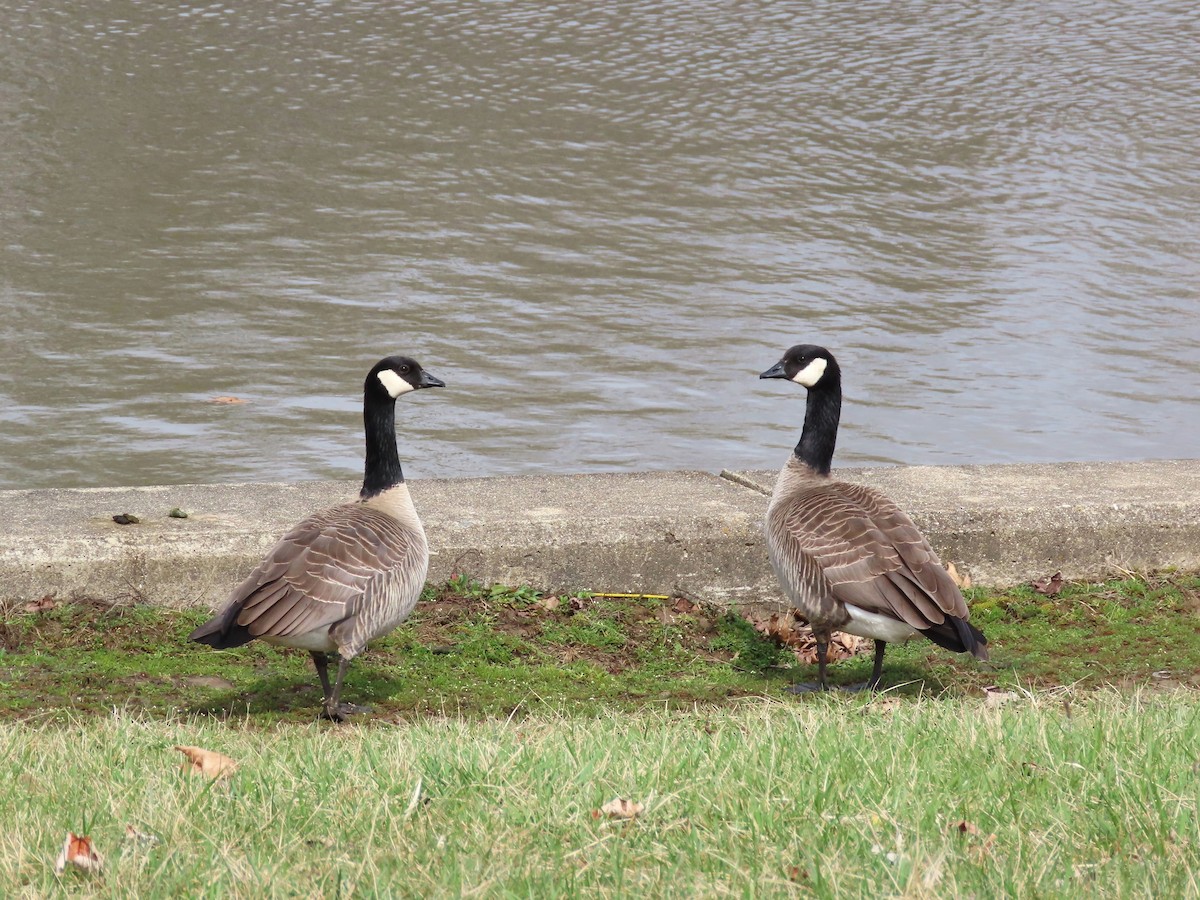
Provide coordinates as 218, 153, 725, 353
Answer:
402, 778, 424, 820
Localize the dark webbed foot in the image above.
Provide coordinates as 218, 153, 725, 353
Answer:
785, 682, 828, 694
320, 701, 373, 723
840, 681, 876, 693
787, 681, 877, 694
316, 655, 367, 722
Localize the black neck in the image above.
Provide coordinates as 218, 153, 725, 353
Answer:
794, 375, 841, 476
360, 393, 403, 499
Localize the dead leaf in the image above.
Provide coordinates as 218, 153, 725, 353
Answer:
970, 833, 998, 860
599, 798, 644, 820
748, 609, 870, 664
23, 596, 57, 614
949, 819, 997, 859
983, 687, 1019, 709
671, 597, 698, 615
787, 865, 809, 882
175, 745, 238, 779
1032, 571, 1064, 596
537, 595, 561, 612
945, 561, 972, 590
207, 396, 247, 404
124, 825, 158, 845
54, 832, 103, 875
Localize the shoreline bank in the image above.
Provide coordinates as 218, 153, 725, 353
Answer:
2, 460, 1197, 611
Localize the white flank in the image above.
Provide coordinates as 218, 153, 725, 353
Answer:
792, 357, 828, 387
262, 631, 338, 653
841, 605, 919, 643
377, 369, 414, 397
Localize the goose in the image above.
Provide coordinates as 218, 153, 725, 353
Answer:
189, 355, 444, 720
759, 344, 987, 691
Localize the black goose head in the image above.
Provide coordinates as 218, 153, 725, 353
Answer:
366, 356, 446, 401
759, 344, 839, 389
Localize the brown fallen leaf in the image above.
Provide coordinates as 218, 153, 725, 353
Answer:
748, 609, 870, 664
983, 687, 1019, 709
970, 833, 998, 860
23, 595, 57, 614
946, 561, 972, 590
1032, 571, 1064, 596
175, 745, 238, 779
598, 798, 644, 820
124, 825, 158, 845
54, 832, 103, 875
949, 819, 998, 859
537, 595, 561, 612
671, 597, 698, 615
207, 396, 247, 404
867, 697, 905, 715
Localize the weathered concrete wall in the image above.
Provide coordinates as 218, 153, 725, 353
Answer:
1, 460, 1197, 612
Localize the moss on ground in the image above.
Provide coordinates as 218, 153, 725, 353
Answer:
1, 573, 1197, 723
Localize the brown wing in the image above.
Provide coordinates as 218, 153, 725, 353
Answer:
772, 481, 966, 630
835, 482, 970, 621
225, 503, 422, 641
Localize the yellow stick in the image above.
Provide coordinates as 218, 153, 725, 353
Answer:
587, 592, 671, 600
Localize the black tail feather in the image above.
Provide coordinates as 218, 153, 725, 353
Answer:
923, 615, 988, 660
189, 609, 254, 649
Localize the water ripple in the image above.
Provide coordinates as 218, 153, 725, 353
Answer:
0, 0, 1197, 487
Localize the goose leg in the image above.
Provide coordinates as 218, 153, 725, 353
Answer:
841, 639, 888, 693
786, 627, 834, 694
867, 640, 887, 690
322, 655, 373, 722
311, 651, 333, 703
814, 635, 829, 690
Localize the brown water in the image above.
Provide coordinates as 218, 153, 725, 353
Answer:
1, 1, 1197, 489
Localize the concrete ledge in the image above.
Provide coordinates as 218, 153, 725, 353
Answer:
2, 460, 1198, 613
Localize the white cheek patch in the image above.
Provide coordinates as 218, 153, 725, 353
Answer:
792, 357, 827, 387
377, 369, 414, 398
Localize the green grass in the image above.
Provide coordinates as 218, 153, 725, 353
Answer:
3, 695, 1200, 896
957, 575, 1200, 690
0, 585, 789, 723
2, 575, 1199, 722
2, 575, 1200, 894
